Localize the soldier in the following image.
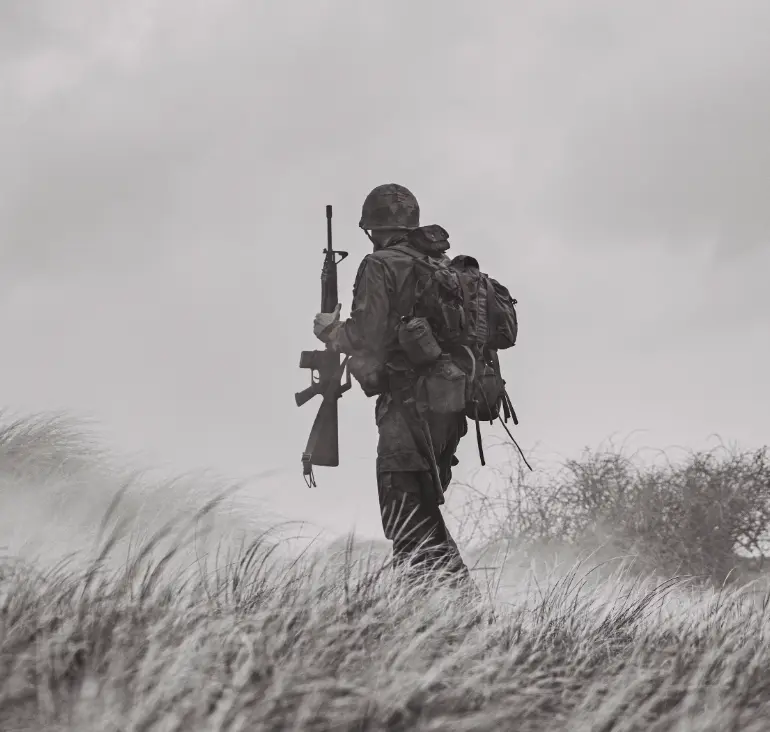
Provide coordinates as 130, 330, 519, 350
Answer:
313, 183, 478, 596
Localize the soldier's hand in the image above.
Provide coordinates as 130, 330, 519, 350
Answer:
313, 303, 341, 342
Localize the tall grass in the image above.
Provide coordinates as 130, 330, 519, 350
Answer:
2, 414, 770, 730
4, 514, 770, 731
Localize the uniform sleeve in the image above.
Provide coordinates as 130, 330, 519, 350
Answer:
327, 255, 393, 356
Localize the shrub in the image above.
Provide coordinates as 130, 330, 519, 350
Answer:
452, 445, 770, 584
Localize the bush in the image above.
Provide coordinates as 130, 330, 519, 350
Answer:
452, 445, 770, 584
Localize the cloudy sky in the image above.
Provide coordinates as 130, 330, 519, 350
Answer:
0, 0, 768, 540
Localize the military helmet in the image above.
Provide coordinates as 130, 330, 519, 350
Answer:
359, 183, 420, 230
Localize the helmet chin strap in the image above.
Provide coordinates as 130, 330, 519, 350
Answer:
362, 229, 379, 250
361, 227, 413, 251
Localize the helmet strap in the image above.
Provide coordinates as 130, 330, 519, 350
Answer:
361, 226, 411, 251
361, 228, 379, 250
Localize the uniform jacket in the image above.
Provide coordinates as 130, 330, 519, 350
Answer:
328, 228, 451, 373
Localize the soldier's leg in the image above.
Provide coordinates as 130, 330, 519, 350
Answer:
377, 469, 448, 570
382, 465, 473, 585
426, 412, 481, 597
375, 395, 443, 572
378, 474, 480, 600
430, 411, 468, 491
376, 396, 477, 592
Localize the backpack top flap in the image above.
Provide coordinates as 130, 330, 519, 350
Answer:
408, 224, 451, 256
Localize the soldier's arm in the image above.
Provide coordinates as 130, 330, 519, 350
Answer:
322, 255, 393, 356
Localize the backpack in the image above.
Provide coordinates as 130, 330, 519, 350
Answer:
449, 254, 525, 467
451, 254, 518, 353
391, 229, 528, 468
393, 235, 518, 360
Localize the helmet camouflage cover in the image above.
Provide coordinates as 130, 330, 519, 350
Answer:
359, 183, 420, 230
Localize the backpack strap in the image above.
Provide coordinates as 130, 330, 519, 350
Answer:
503, 389, 518, 425
502, 389, 511, 423
485, 270, 495, 347
496, 410, 532, 471
484, 348, 517, 425
388, 243, 441, 320
389, 243, 440, 270
461, 345, 477, 382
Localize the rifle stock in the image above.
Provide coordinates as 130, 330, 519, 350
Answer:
296, 205, 350, 486
302, 388, 341, 468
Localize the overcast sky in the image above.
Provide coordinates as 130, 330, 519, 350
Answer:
0, 0, 768, 541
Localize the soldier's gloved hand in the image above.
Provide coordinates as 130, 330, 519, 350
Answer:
313, 303, 341, 342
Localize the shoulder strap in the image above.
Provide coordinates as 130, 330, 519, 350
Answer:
389, 243, 438, 269
484, 272, 495, 349
389, 243, 442, 320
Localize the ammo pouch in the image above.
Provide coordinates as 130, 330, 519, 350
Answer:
422, 355, 466, 414
397, 316, 441, 366
348, 352, 387, 397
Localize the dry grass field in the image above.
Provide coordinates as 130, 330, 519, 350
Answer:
2, 414, 770, 731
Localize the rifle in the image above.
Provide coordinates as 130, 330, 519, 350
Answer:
295, 205, 351, 487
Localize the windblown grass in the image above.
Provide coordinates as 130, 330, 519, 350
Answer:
3, 506, 770, 731
3, 413, 770, 730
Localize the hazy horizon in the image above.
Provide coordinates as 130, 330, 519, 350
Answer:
1, 0, 768, 541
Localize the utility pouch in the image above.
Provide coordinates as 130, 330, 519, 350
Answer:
423, 355, 466, 414
348, 352, 386, 397
466, 360, 505, 422
397, 317, 442, 366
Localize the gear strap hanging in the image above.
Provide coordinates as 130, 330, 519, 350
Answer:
475, 413, 485, 467
494, 384, 530, 470
472, 386, 530, 471
389, 386, 445, 507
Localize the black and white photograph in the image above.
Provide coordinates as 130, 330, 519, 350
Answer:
1, 2, 769, 729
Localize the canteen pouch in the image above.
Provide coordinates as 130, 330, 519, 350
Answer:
467, 360, 505, 422
423, 356, 467, 414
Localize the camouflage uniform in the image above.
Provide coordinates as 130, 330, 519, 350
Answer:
322, 185, 476, 592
